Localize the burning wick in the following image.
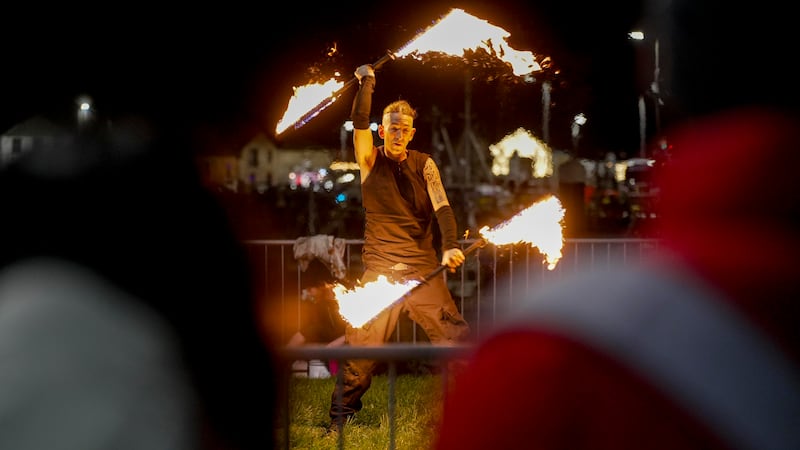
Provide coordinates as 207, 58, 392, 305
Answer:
333, 275, 420, 328
275, 7, 543, 135
479, 195, 565, 270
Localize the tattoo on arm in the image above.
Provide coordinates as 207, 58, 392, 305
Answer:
424, 158, 448, 205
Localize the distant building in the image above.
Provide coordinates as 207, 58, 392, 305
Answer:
3, 114, 338, 197
0, 116, 72, 167
195, 132, 337, 194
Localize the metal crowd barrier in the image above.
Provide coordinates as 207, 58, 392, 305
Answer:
243, 238, 661, 344
244, 237, 660, 449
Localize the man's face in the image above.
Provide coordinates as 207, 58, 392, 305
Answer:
379, 112, 415, 158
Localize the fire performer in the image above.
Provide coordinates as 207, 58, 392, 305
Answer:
327, 63, 470, 433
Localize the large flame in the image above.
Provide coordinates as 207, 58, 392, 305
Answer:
479, 195, 565, 270
333, 275, 420, 328
395, 8, 540, 76
333, 195, 564, 328
275, 78, 344, 136
274, 8, 541, 135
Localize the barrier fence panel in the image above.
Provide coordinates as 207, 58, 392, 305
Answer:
244, 238, 660, 344
245, 237, 660, 449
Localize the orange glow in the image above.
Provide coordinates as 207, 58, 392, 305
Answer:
479, 195, 565, 270
274, 8, 542, 135
489, 127, 552, 178
275, 78, 344, 136
332, 196, 564, 328
395, 8, 541, 76
332, 275, 419, 328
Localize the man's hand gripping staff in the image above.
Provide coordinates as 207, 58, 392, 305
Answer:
344, 238, 486, 330
291, 52, 395, 133
425, 238, 486, 283
351, 63, 376, 130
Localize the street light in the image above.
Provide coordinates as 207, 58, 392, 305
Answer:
75, 94, 94, 130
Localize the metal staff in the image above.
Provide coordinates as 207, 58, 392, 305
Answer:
288, 50, 396, 132
282, 7, 465, 134
415, 238, 487, 286
359, 238, 487, 328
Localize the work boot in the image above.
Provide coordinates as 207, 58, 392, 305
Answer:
325, 414, 352, 435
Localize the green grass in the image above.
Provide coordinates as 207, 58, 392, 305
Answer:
276, 372, 445, 450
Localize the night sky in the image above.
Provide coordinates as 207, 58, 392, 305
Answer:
2, 1, 647, 158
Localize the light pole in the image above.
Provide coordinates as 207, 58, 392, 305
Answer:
629, 31, 662, 157
571, 113, 587, 153
541, 80, 551, 144
638, 96, 647, 158
651, 37, 662, 136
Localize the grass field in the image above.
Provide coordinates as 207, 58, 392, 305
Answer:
276, 372, 445, 450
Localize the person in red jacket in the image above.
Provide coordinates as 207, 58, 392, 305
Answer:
432, 1, 800, 449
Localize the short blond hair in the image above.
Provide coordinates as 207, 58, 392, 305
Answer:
382, 100, 417, 119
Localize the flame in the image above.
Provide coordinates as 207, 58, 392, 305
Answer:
275, 77, 344, 135
489, 127, 553, 178
479, 195, 565, 270
275, 8, 542, 135
395, 8, 541, 76
333, 275, 420, 328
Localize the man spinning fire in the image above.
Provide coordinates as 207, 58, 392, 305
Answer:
327, 63, 471, 433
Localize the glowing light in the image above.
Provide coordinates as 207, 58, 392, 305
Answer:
479, 195, 565, 270
396, 8, 541, 76
329, 161, 360, 171
336, 173, 356, 183
628, 31, 645, 40
489, 127, 552, 178
333, 275, 420, 328
275, 78, 344, 135
275, 8, 542, 135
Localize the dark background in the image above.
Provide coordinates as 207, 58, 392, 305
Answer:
2, 1, 649, 158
